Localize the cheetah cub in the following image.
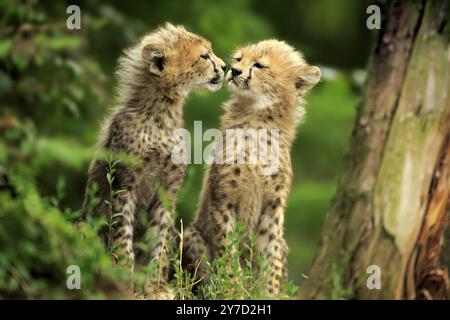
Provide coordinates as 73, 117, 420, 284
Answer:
183, 40, 320, 297
81, 23, 225, 299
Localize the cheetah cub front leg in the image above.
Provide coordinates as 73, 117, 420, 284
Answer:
255, 193, 290, 296
144, 161, 184, 300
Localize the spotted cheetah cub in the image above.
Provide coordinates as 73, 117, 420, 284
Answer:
81, 23, 225, 299
183, 40, 320, 297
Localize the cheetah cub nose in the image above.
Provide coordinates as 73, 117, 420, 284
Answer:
231, 67, 242, 77
221, 64, 227, 72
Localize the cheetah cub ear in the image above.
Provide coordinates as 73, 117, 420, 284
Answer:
142, 43, 166, 76
295, 65, 321, 96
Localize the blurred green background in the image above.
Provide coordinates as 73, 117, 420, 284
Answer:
0, 0, 375, 296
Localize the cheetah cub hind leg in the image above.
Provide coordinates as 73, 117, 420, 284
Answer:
182, 226, 212, 292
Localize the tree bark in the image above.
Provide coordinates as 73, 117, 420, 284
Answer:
301, 0, 450, 300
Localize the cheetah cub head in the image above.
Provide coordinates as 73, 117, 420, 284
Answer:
140, 23, 226, 92
226, 40, 321, 107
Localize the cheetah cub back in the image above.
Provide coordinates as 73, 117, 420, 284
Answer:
81, 23, 225, 299
183, 40, 320, 297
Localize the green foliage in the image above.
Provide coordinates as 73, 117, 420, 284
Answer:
0, 185, 127, 299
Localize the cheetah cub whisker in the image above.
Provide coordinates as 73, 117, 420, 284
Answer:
81, 23, 225, 299
183, 40, 320, 297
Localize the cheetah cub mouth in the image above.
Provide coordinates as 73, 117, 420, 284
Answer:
227, 74, 247, 90
206, 74, 224, 91
209, 75, 221, 85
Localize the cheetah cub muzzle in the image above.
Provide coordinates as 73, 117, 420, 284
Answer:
80, 23, 225, 299
183, 40, 320, 297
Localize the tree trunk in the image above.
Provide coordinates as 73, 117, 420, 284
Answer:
301, 0, 450, 300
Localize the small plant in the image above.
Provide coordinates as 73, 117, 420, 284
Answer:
190, 223, 267, 299
103, 152, 126, 261
170, 219, 200, 300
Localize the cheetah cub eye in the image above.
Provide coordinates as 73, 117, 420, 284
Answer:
253, 62, 267, 69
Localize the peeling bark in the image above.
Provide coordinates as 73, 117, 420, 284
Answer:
301, 0, 450, 300
412, 138, 450, 300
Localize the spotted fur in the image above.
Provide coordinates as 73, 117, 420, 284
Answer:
183, 40, 320, 297
81, 23, 225, 299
